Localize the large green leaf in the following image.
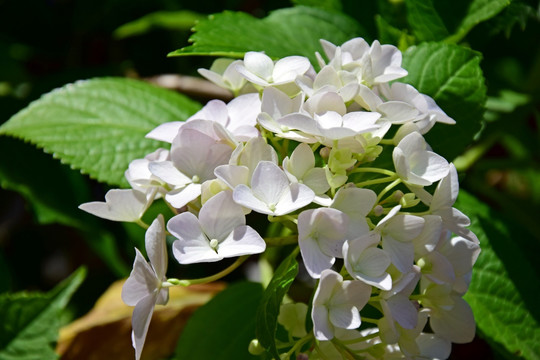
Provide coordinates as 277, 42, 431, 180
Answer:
173, 282, 262, 360
169, 7, 364, 65
457, 191, 540, 359
0, 268, 86, 360
256, 248, 299, 358
402, 43, 486, 160
0, 77, 201, 186
446, 0, 512, 43
404, 0, 449, 42
292, 0, 342, 12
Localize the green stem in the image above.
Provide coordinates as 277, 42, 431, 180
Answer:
283, 332, 313, 359
349, 167, 396, 177
175, 255, 249, 286
376, 178, 402, 203
264, 235, 298, 246
355, 175, 398, 187
135, 219, 149, 229
361, 316, 380, 325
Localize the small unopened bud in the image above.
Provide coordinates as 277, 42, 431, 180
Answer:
373, 205, 384, 216
319, 146, 331, 160
248, 339, 265, 355
400, 193, 421, 208
393, 190, 404, 202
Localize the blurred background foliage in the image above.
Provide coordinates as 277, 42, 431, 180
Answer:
0, 0, 539, 359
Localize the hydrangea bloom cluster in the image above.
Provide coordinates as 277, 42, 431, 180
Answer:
80, 37, 480, 360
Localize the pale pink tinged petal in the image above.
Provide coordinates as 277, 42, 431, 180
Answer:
432, 163, 459, 210
230, 125, 260, 141
167, 212, 203, 241
273, 183, 314, 216
378, 101, 419, 124
289, 143, 315, 178
299, 234, 336, 278
331, 187, 377, 218
145, 122, 184, 142
386, 214, 425, 242
312, 305, 334, 340
273, 56, 311, 83
169, 212, 221, 263
218, 225, 266, 257
122, 249, 157, 306
79, 189, 148, 222
430, 297, 475, 343
131, 292, 158, 360
227, 93, 261, 127
199, 191, 245, 240
238, 137, 278, 170
145, 214, 167, 279
232, 184, 272, 214
165, 183, 202, 209
214, 165, 250, 189
148, 161, 191, 187
329, 304, 360, 330
250, 161, 289, 206
416, 333, 452, 359
387, 294, 418, 329
382, 237, 414, 273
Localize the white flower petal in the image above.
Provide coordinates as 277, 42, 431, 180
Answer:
145, 215, 167, 279
198, 191, 245, 241
387, 294, 418, 329
218, 225, 266, 257
146, 121, 183, 142
122, 248, 158, 306
382, 236, 415, 273
430, 297, 475, 343
329, 304, 360, 330
165, 183, 202, 209
312, 305, 334, 340
131, 292, 158, 360
79, 189, 149, 222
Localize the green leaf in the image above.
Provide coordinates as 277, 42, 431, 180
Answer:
113, 10, 204, 39
0, 136, 130, 276
0, 77, 201, 186
405, 0, 449, 42
256, 248, 299, 358
0, 268, 86, 360
169, 7, 364, 66
173, 282, 262, 360
375, 15, 415, 51
446, 0, 512, 43
402, 43, 486, 160
291, 0, 342, 12
456, 191, 540, 359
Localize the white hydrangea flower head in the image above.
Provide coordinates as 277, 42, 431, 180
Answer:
122, 215, 169, 360
312, 269, 371, 340
167, 191, 265, 264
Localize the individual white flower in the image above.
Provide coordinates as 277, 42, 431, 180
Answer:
428, 164, 479, 243
421, 282, 476, 344
232, 161, 314, 216
167, 191, 266, 264
330, 186, 376, 236
149, 122, 234, 208
236, 52, 311, 94
296, 65, 359, 102
146, 94, 260, 143
282, 143, 330, 205
376, 206, 425, 273
197, 58, 248, 94
256, 87, 315, 143
122, 215, 169, 360
125, 148, 170, 196
312, 269, 371, 340
393, 131, 450, 186
79, 189, 151, 222
343, 232, 392, 290
297, 207, 350, 278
